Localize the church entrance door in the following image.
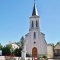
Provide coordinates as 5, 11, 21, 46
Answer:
32, 47, 38, 60
32, 47, 37, 57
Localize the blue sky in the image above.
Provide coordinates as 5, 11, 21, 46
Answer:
0, 0, 60, 46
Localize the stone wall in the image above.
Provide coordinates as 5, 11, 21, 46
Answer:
47, 44, 53, 58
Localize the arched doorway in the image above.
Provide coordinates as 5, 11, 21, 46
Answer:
32, 47, 37, 57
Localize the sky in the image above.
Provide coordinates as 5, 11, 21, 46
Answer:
0, 0, 60, 46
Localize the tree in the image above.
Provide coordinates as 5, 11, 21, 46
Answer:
55, 42, 60, 46
17, 36, 24, 48
6, 44, 14, 53
0, 43, 3, 50
13, 48, 22, 57
2, 44, 14, 56
17, 41, 21, 48
2, 46, 11, 56
20, 36, 24, 48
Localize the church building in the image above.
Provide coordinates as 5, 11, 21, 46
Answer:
24, 3, 47, 57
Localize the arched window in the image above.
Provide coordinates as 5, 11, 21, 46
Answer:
36, 21, 38, 27
32, 21, 33, 27
34, 32, 36, 38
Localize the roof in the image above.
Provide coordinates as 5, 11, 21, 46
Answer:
32, 3, 38, 16
54, 45, 60, 49
7, 41, 19, 46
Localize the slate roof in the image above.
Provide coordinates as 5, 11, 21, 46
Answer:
32, 3, 38, 16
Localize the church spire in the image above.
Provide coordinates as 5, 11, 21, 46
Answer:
32, 2, 38, 16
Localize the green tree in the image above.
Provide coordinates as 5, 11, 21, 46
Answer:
6, 44, 14, 53
13, 48, 22, 57
2, 44, 14, 56
55, 42, 60, 46
20, 36, 24, 48
17, 36, 24, 48
17, 41, 21, 48
2, 46, 11, 56
0, 43, 3, 50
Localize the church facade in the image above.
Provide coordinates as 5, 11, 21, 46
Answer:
24, 3, 47, 57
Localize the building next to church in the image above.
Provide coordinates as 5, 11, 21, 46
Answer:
23, 3, 47, 57
6, 42, 19, 50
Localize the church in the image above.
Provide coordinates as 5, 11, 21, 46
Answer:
22, 2, 47, 58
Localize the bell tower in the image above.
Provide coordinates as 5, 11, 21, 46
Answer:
29, 3, 40, 31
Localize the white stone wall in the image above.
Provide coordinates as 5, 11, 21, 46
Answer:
47, 45, 53, 58
30, 17, 40, 30
25, 29, 47, 56
25, 15, 47, 57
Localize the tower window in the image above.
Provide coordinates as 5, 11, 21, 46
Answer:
36, 21, 38, 27
34, 32, 36, 38
32, 21, 33, 27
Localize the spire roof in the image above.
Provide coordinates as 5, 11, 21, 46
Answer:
32, 3, 38, 16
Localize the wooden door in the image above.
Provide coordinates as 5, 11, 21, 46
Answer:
32, 47, 37, 57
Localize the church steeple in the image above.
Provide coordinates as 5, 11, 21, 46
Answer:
29, 2, 40, 31
32, 3, 38, 16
